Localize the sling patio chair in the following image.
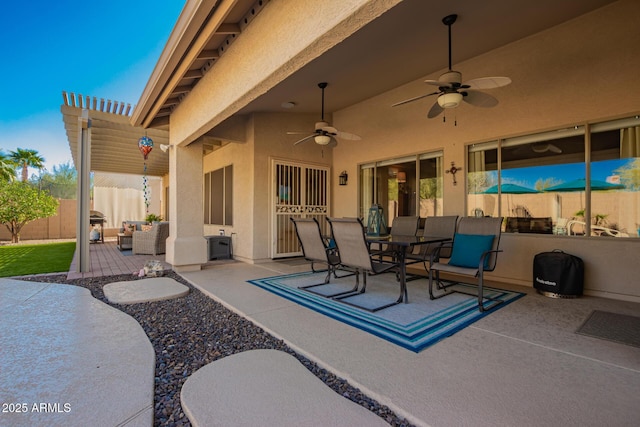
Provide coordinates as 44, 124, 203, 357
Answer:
290, 217, 356, 297
371, 215, 419, 260
327, 217, 399, 312
427, 216, 503, 312
405, 215, 459, 271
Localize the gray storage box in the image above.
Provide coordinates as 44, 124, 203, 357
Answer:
206, 236, 232, 260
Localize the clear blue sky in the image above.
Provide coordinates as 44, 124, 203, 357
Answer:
0, 1, 184, 175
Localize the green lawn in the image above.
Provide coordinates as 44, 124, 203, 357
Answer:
0, 242, 76, 277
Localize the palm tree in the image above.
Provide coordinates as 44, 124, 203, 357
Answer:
9, 148, 45, 182
0, 151, 16, 181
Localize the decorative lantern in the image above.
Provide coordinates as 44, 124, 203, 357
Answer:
138, 135, 154, 212
366, 204, 387, 236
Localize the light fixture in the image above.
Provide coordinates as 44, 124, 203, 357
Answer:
437, 92, 463, 109
314, 134, 331, 145
339, 171, 348, 186
281, 101, 296, 109
160, 144, 171, 152
396, 171, 406, 183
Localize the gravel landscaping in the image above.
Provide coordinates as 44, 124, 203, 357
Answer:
22, 272, 414, 427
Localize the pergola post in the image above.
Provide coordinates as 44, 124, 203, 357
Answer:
76, 109, 91, 272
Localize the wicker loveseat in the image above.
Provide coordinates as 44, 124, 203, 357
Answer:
132, 222, 170, 255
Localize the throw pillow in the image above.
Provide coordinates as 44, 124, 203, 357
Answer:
448, 233, 495, 269
141, 224, 153, 232
123, 223, 135, 236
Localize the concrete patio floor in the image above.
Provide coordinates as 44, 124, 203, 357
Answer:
181, 260, 640, 427
2, 239, 640, 426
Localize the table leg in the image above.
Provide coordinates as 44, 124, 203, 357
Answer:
396, 249, 408, 304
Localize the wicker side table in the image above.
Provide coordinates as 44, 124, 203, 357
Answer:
117, 233, 133, 251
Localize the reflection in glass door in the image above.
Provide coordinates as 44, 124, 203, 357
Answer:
359, 152, 443, 226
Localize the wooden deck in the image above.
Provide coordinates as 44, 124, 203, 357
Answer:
67, 238, 172, 280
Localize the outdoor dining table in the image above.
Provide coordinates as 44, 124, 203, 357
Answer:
366, 234, 451, 305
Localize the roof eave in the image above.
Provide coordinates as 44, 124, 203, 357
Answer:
130, 0, 218, 128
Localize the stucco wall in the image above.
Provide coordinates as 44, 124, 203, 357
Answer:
203, 116, 255, 262
330, 0, 640, 300
203, 112, 333, 262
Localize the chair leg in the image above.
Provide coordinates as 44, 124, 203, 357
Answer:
476, 270, 503, 312
301, 268, 361, 298
428, 268, 504, 312
334, 270, 401, 312
333, 268, 368, 301
333, 266, 357, 279
428, 269, 452, 300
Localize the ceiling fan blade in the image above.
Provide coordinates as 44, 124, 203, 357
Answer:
292, 134, 317, 146
542, 144, 563, 154
463, 90, 499, 108
427, 101, 444, 118
321, 125, 338, 135
287, 131, 308, 135
425, 79, 454, 88
464, 76, 511, 90
548, 144, 562, 154
391, 91, 439, 107
335, 130, 361, 141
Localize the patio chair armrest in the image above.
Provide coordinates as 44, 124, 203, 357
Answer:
429, 241, 453, 263
478, 249, 503, 272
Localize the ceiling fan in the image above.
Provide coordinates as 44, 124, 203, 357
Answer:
392, 14, 511, 119
504, 142, 563, 157
288, 82, 361, 146
531, 143, 562, 154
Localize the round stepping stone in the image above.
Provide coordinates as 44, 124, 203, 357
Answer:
181, 349, 389, 426
104, 277, 189, 304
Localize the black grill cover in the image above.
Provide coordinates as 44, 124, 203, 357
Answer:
533, 250, 584, 298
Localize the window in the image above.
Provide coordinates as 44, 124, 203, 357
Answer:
359, 151, 443, 225
466, 116, 640, 237
590, 117, 640, 238
204, 165, 233, 225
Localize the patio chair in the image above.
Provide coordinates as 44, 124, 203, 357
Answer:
427, 217, 503, 312
327, 217, 398, 311
405, 215, 458, 270
371, 215, 419, 260
290, 217, 356, 297
132, 222, 170, 255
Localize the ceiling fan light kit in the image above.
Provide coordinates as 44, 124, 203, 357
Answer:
314, 135, 332, 145
438, 92, 463, 109
288, 82, 361, 146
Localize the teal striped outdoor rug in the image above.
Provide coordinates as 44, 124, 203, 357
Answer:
249, 271, 524, 352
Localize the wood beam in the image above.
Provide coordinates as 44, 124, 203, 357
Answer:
198, 49, 220, 60
183, 69, 203, 79
216, 23, 240, 34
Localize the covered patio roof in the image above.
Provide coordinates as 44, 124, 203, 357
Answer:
132, 0, 616, 139
61, 91, 169, 176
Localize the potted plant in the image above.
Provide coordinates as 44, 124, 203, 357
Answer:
145, 213, 163, 223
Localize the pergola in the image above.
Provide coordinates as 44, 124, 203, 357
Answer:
61, 91, 169, 272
